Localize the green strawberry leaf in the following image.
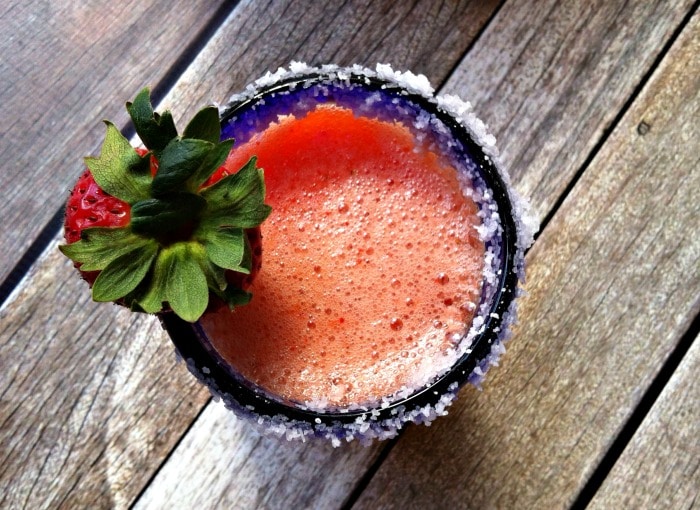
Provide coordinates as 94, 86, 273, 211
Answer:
126, 88, 178, 156
200, 227, 248, 272
163, 243, 209, 322
200, 201, 272, 230
130, 193, 206, 238
203, 260, 228, 291
63, 89, 273, 322
59, 227, 150, 271
240, 230, 253, 273
220, 286, 252, 309
92, 240, 159, 302
187, 139, 235, 190
183, 106, 221, 143
151, 138, 213, 195
127, 250, 170, 313
200, 158, 272, 228
85, 122, 151, 204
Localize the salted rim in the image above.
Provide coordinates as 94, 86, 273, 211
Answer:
159, 63, 532, 440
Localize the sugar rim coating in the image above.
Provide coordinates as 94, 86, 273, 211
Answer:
160, 63, 537, 445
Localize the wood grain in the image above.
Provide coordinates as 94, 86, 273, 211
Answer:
354, 10, 700, 510
589, 334, 700, 510
147, 0, 501, 141
133, 404, 383, 510
0, 1, 501, 508
443, 0, 695, 221
0, 242, 210, 509
0, 0, 228, 286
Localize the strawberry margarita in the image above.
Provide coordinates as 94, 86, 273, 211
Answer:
162, 64, 535, 442
202, 105, 484, 407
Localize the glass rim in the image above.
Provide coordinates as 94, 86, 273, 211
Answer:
159, 69, 521, 429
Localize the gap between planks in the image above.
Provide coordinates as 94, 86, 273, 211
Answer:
588, 331, 700, 509
574, 313, 700, 509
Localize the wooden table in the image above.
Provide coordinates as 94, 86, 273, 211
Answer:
2, 1, 698, 508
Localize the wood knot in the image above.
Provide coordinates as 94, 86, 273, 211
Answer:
637, 121, 651, 136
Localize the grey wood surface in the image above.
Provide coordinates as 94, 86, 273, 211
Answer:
133, 403, 383, 510
1, 0, 698, 509
157, 0, 500, 130
589, 334, 700, 510
0, 242, 210, 509
444, 0, 695, 220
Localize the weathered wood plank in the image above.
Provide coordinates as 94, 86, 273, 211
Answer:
589, 334, 700, 510
354, 10, 700, 510
0, 242, 210, 509
0, 0, 229, 286
444, 0, 695, 221
0, 1, 500, 508
133, 403, 382, 510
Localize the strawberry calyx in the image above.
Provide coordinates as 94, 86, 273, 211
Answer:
59, 88, 272, 322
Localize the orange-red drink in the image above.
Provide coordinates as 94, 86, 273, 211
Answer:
162, 64, 534, 443
202, 106, 484, 407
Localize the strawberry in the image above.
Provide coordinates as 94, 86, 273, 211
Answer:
64, 167, 264, 291
60, 89, 271, 322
